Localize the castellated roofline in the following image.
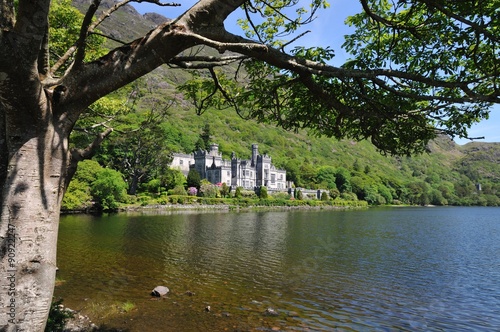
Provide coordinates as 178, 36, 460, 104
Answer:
193, 143, 222, 158
172, 143, 287, 190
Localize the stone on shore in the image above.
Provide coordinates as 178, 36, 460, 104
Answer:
151, 286, 170, 297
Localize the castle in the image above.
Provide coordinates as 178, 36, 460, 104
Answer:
171, 144, 287, 190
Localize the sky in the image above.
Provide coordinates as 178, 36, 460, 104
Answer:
131, 0, 499, 145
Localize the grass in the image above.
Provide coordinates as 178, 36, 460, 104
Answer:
120, 301, 136, 313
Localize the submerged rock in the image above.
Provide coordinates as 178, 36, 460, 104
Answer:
151, 286, 170, 297
264, 308, 279, 316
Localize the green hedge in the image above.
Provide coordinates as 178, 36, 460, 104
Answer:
136, 194, 368, 209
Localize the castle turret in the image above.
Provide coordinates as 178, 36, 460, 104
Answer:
209, 143, 219, 156
251, 144, 258, 166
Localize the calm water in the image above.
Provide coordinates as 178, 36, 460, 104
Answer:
55, 207, 500, 331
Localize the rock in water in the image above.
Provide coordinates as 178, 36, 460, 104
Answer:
151, 286, 169, 297
264, 308, 279, 316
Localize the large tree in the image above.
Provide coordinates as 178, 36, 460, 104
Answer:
0, 0, 498, 330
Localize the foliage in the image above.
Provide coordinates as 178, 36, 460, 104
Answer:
62, 160, 101, 211
316, 166, 337, 189
295, 189, 304, 200
259, 186, 269, 199
220, 183, 230, 197
4, 1, 500, 330
199, 180, 220, 198
234, 186, 243, 199
329, 188, 340, 200
171, 185, 187, 196
38, 1, 500, 210
49, 0, 106, 73
195, 123, 213, 151
187, 187, 198, 196
45, 299, 73, 332
91, 168, 128, 211
61, 179, 93, 211
272, 192, 292, 200
98, 104, 174, 195
145, 179, 162, 194
186, 169, 201, 189
335, 167, 352, 193
161, 168, 186, 191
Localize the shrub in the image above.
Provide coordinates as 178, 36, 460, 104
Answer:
187, 187, 198, 196
329, 188, 340, 199
306, 199, 320, 206
340, 192, 358, 201
146, 179, 162, 194
62, 160, 101, 211
45, 299, 74, 332
199, 180, 220, 198
241, 190, 257, 198
220, 183, 230, 197
259, 186, 268, 199
172, 185, 187, 196
61, 179, 92, 210
272, 192, 291, 200
91, 168, 127, 211
235, 186, 243, 199
186, 169, 201, 189
296, 189, 303, 200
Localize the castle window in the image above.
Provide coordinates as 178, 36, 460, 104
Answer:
180, 160, 183, 165
271, 174, 276, 184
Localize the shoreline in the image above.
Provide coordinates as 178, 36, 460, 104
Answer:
62, 199, 369, 215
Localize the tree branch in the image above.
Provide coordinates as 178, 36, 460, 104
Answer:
73, 0, 101, 70
169, 54, 247, 69
70, 127, 114, 166
50, 0, 180, 75
420, 0, 499, 42
198, 29, 500, 103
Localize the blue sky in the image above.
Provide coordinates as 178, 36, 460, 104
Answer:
132, 0, 499, 145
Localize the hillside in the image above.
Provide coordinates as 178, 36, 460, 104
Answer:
69, 0, 500, 206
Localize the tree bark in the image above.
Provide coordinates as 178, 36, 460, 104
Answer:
0, 100, 68, 331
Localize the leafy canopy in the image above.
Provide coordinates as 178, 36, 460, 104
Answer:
178, 0, 498, 155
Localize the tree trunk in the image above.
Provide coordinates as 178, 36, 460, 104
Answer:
0, 102, 67, 331
128, 172, 140, 196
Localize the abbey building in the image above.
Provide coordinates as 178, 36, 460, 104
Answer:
171, 144, 287, 190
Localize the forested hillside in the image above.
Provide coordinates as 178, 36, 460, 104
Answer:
65, 0, 500, 209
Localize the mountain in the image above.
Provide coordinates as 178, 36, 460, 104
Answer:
70, 0, 500, 205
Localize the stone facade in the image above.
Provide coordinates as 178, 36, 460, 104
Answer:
172, 143, 287, 190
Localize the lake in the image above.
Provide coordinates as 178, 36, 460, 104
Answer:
54, 207, 500, 331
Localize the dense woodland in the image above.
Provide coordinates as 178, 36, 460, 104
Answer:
60, 0, 500, 211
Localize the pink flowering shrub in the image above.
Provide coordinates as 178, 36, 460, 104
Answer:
187, 187, 198, 196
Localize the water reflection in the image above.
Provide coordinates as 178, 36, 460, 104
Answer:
56, 207, 500, 331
